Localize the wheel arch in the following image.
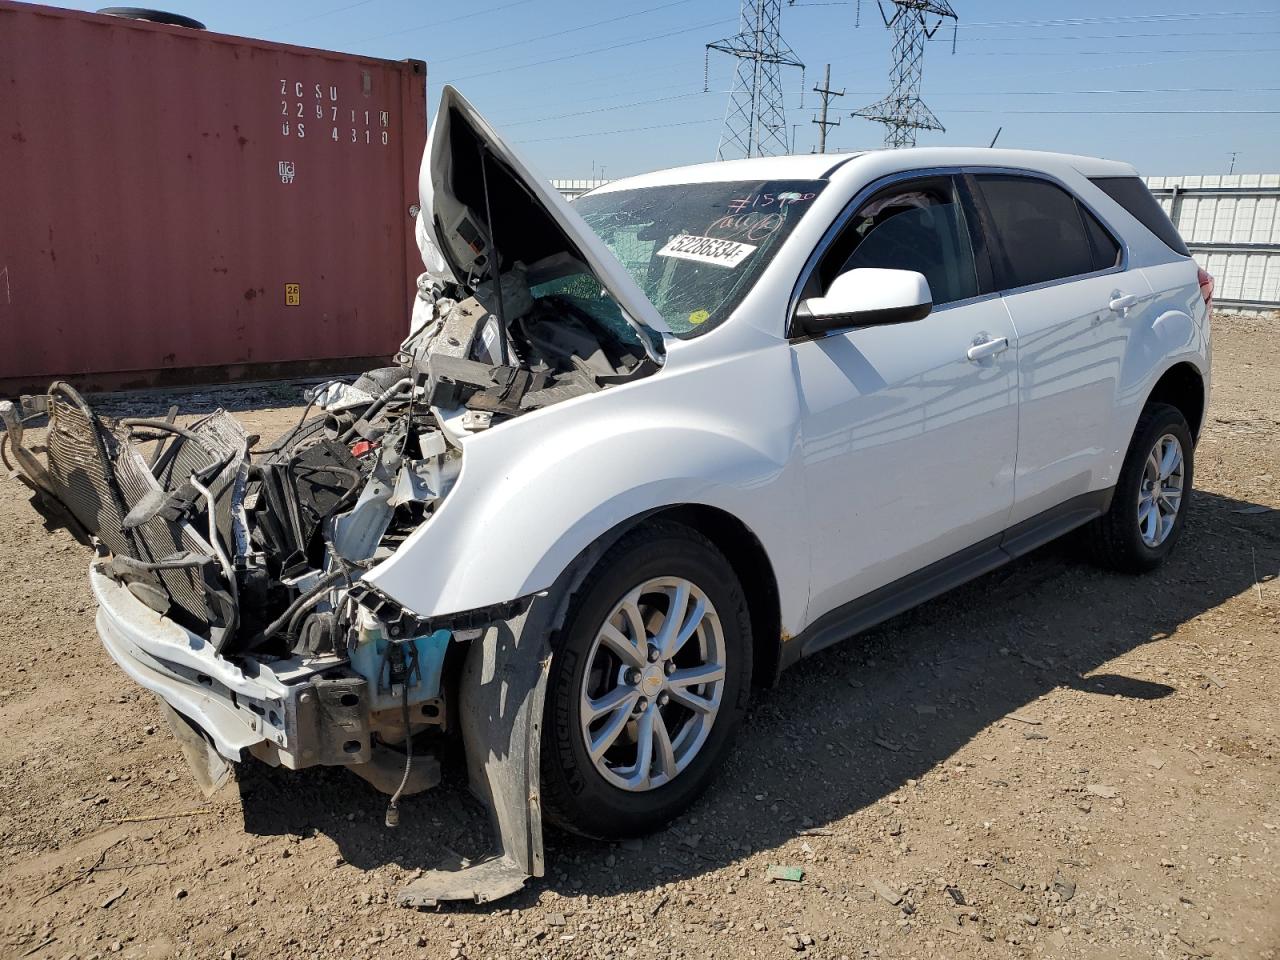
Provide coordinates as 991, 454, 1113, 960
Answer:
554, 504, 786, 690
640, 504, 784, 689
1146, 361, 1206, 440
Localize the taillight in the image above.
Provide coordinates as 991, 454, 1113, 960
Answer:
1197, 266, 1214, 308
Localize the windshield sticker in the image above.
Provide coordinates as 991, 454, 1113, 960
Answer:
688, 309, 711, 325
657, 234, 758, 268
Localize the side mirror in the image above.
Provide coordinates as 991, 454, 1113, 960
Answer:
795, 268, 933, 337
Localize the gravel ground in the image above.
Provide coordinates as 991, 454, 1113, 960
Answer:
1, 313, 1277, 960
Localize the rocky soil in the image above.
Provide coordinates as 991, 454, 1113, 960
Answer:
1, 313, 1277, 960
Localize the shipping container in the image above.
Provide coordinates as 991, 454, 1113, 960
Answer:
0, 2, 427, 394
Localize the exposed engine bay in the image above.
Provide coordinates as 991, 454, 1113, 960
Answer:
2, 255, 655, 642
0, 262, 654, 902
0, 83, 667, 907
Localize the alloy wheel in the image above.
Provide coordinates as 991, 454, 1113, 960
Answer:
578, 576, 726, 791
1137, 432, 1185, 547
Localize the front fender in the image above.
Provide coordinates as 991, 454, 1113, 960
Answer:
363, 345, 805, 622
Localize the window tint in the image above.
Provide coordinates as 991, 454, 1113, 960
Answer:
1080, 204, 1122, 271
977, 175, 1113, 289
819, 177, 980, 306
1089, 176, 1190, 257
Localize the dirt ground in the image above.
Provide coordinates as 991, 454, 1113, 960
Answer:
1, 313, 1277, 960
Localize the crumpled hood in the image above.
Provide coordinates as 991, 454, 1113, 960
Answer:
420, 85, 670, 345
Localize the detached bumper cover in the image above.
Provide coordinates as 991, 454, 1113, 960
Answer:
91, 561, 373, 768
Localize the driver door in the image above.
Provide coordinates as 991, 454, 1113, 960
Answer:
790, 174, 1021, 625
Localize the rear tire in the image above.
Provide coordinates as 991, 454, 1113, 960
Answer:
540, 521, 752, 839
1086, 402, 1194, 572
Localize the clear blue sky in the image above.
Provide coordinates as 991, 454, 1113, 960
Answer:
39, 0, 1280, 180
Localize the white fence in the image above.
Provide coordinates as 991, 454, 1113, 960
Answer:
1145, 174, 1280, 313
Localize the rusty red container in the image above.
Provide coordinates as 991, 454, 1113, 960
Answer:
0, 2, 427, 394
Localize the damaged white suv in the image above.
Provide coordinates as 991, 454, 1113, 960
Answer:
2, 87, 1211, 905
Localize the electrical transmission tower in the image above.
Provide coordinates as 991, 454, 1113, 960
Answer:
706, 0, 804, 160
853, 0, 958, 149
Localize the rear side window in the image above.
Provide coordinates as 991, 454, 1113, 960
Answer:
976, 175, 1119, 289
1081, 205, 1122, 270
1089, 176, 1190, 257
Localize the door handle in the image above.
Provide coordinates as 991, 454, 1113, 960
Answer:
1109, 293, 1139, 313
966, 336, 1009, 362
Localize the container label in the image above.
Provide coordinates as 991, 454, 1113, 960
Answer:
285, 283, 300, 306
279, 77, 392, 146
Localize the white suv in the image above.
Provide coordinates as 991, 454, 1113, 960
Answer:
3, 86, 1210, 905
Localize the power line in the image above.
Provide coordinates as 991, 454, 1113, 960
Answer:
443, 16, 735, 83
354, 0, 537, 44
500, 90, 716, 128
949, 47, 1280, 56
946, 108, 1280, 115
919, 86, 1280, 96
430, 0, 698, 65
495, 83, 1279, 135
516, 117, 721, 145
958, 10, 1280, 28
268, 0, 377, 32
931, 29, 1280, 42
519, 105, 1279, 147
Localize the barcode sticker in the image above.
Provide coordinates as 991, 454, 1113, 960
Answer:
657, 234, 757, 268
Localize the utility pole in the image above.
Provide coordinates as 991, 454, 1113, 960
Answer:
706, 0, 805, 159
853, 0, 958, 149
1228, 151, 1238, 175
811, 63, 844, 153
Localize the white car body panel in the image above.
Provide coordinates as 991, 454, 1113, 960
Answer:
366, 321, 816, 636
367, 134, 1210, 647
793, 294, 1019, 613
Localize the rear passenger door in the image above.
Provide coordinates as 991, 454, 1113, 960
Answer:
972, 173, 1138, 524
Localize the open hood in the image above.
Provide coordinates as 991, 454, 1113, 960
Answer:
421, 86, 670, 347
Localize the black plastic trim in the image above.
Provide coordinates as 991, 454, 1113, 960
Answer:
789, 301, 932, 343
818, 154, 863, 180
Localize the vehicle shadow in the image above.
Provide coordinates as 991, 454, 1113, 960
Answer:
232, 487, 1278, 904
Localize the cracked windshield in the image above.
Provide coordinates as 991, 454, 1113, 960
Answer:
574, 179, 827, 338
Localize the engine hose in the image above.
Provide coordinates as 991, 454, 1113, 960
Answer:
339, 379, 413, 444
283, 567, 354, 639
259, 568, 349, 641
120, 418, 213, 449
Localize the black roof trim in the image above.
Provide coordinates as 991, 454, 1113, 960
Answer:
819, 154, 862, 180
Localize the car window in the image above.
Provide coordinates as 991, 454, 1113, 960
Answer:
1089, 176, 1190, 257
1080, 204, 1122, 271
976, 175, 1116, 289
818, 176, 981, 307
528, 273, 645, 351
573, 180, 828, 339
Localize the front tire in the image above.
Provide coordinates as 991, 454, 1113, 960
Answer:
541, 521, 752, 839
1086, 402, 1194, 572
